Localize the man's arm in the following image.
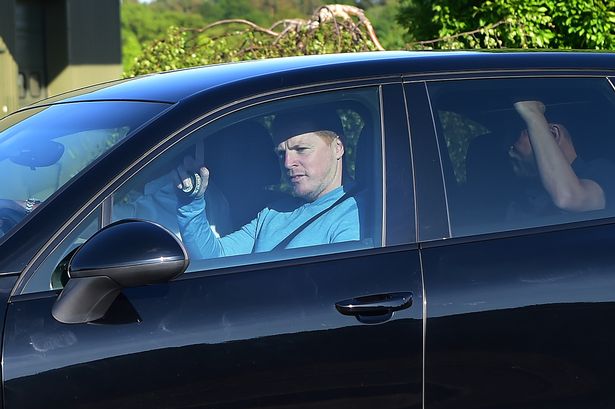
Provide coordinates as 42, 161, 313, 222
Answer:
514, 101, 605, 212
177, 196, 258, 259
174, 154, 259, 258
177, 197, 223, 259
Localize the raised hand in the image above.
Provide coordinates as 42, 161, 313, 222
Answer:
173, 155, 210, 199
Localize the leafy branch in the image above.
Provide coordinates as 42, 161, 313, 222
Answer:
407, 19, 508, 48
125, 4, 384, 77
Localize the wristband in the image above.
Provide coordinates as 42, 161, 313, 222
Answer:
180, 173, 202, 198
25, 198, 41, 214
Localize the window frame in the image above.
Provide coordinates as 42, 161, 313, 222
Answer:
13, 79, 417, 295
411, 71, 615, 243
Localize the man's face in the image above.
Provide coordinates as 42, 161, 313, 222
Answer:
275, 131, 343, 202
509, 128, 538, 177
513, 128, 534, 160
509, 123, 574, 177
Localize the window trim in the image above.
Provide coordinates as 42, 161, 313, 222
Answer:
420, 72, 615, 242
13, 79, 408, 295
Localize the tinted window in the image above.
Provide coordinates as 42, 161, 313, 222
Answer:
428, 77, 615, 236
19, 88, 383, 293
0, 102, 168, 239
111, 88, 383, 273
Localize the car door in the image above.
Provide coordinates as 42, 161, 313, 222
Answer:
410, 74, 615, 409
2, 83, 423, 408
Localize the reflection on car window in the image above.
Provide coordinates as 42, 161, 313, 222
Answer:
23, 208, 100, 293
112, 88, 382, 273
429, 77, 615, 236
0, 102, 168, 239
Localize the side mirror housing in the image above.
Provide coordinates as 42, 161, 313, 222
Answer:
10, 140, 65, 167
52, 219, 188, 324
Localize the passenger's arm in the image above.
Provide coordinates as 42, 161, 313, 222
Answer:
514, 101, 605, 211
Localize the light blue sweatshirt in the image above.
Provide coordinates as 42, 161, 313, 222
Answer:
177, 185, 360, 259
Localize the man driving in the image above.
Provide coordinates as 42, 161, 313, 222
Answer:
174, 108, 360, 259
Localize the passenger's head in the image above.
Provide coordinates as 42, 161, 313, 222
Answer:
510, 122, 577, 176
272, 108, 345, 201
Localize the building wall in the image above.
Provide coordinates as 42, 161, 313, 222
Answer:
0, 0, 19, 115
47, 0, 122, 97
0, 0, 122, 116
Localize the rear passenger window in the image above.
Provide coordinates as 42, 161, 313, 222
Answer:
428, 77, 615, 236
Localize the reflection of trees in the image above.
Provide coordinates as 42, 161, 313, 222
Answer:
438, 111, 488, 184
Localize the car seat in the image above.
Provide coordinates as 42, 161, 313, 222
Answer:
353, 123, 378, 242
463, 132, 519, 226
204, 120, 282, 230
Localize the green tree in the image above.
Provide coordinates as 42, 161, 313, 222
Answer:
121, 1, 206, 71
124, 5, 384, 77
149, 0, 206, 13
397, 0, 615, 50
200, 0, 272, 26
366, 0, 406, 49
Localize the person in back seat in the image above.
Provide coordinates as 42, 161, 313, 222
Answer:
507, 100, 615, 216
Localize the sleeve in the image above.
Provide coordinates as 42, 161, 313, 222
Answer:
177, 196, 259, 259
177, 197, 222, 259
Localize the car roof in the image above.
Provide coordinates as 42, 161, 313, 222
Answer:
28, 50, 615, 107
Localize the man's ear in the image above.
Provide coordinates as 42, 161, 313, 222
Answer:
334, 137, 344, 159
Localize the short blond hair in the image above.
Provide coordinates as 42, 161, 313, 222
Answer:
315, 130, 341, 144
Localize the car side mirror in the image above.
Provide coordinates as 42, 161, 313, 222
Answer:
10, 140, 65, 168
52, 219, 189, 324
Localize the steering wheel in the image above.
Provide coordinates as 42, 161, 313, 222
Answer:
0, 207, 26, 236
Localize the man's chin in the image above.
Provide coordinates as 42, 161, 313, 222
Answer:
292, 187, 317, 202
291, 186, 307, 198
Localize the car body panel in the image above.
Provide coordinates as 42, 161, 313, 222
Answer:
422, 223, 615, 408
2, 68, 423, 408
3, 51, 615, 273
31, 52, 615, 107
4, 243, 423, 409
1, 51, 615, 408
406, 70, 615, 408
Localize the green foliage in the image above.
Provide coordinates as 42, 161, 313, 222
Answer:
124, 6, 381, 77
199, 0, 272, 26
398, 0, 615, 50
366, 0, 407, 49
125, 27, 232, 75
121, 2, 206, 71
438, 111, 488, 183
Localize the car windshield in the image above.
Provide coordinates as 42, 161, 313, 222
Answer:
0, 101, 169, 238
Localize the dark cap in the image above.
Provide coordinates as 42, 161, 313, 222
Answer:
271, 107, 344, 145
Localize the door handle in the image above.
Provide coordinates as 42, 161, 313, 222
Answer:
335, 292, 413, 316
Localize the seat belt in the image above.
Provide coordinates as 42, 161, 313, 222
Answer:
260, 184, 359, 253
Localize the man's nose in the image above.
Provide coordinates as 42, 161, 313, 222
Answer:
283, 151, 296, 168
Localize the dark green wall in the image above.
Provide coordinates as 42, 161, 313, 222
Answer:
1, 0, 121, 115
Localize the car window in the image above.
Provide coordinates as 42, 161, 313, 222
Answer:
428, 77, 615, 236
110, 87, 383, 274
18, 88, 382, 293
0, 102, 168, 239
23, 208, 101, 293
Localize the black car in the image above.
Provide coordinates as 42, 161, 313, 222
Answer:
2, 51, 615, 409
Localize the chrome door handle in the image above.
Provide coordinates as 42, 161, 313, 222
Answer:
335, 292, 413, 316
